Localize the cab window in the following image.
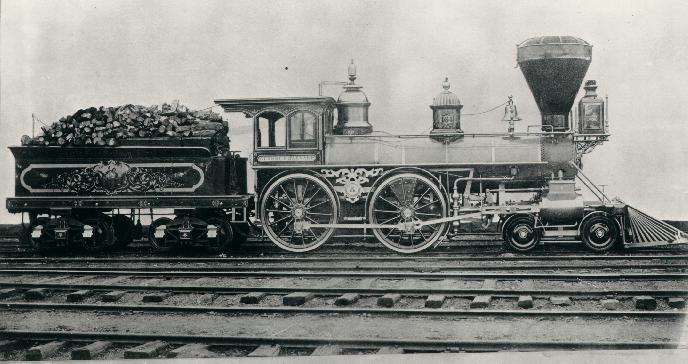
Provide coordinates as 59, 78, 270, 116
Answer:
289, 111, 317, 148
256, 111, 286, 148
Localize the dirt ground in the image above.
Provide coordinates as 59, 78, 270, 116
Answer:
1, 309, 685, 344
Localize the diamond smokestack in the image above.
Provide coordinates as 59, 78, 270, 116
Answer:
517, 36, 592, 131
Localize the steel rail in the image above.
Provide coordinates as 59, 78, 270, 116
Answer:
2, 254, 688, 263
1, 268, 687, 280
1, 281, 686, 297
0, 330, 681, 350
1, 263, 687, 271
1, 302, 685, 318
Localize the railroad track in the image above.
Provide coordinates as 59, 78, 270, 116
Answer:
2, 301, 685, 318
2, 236, 687, 257
1, 268, 688, 280
0, 330, 681, 361
1, 244, 685, 360
1, 261, 687, 271
1, 280, 686, 297
3, 253, 688, 263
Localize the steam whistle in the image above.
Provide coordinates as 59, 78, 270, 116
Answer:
502, 96, 521, 138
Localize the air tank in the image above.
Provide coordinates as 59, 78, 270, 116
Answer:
517, 36, 592, 131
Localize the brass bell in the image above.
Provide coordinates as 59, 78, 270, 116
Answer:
502, 96, 521, 137
502, 96, 521, 121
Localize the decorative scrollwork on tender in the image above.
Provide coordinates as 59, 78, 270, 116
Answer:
321, 168, 383, 203
45, 160, 185, 195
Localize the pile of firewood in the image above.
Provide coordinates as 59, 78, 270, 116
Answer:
22, 101, 227, 147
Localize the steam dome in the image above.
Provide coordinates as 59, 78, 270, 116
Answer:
433, 78, 461, 107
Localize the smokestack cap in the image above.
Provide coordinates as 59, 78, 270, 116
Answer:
517, 36, 591, 62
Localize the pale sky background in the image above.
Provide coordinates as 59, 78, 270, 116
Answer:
1, 0, 687, 222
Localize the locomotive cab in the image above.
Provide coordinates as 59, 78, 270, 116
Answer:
215, 98, 336, 167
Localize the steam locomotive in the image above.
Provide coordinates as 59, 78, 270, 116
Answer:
7, 36, 687, 253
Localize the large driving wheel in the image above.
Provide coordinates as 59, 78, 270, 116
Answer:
368, 173, 447, 253
260, 173, 338, 252
503, 215, 541, 252
580, 214, 618, 252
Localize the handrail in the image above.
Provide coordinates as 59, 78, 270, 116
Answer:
568, 161, 611, 202
328, 131, 575, 139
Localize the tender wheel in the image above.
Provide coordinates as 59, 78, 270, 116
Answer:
503, 215, 541, 252
205, 217, 234, 253
111, 214, 135, 249
368, 173, 447, 253
21, 217, 50, 253
148, 217, 172, 252
580, 214, 618, 252
81, 215, 115, 253
260, 173, 338, 252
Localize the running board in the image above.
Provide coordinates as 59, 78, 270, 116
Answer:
624, 203, 688, 247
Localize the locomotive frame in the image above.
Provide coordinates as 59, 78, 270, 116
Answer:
215, 96, 632, 253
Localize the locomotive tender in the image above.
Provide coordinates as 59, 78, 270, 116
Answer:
7, 35, 687, 253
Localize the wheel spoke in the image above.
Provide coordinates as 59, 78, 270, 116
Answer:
292, 179, 299, 203
303, 215, 320, 224
269, 195, 292, 209
306, 212, 332, 217
378, 196, 401, 209
302, 179, 310, 203
384, 228, 398, 239
269, 214, 292, 226
305, 199, 328, 210
266, 209, 291, 214
280, 184, 296, 206
415, 212, 442, 217
400, 177, 407, 203
412, 187, 432, 208
378, 215, 400, 225
374, 209, 399, 214
416, 200, 440, 211
307, 228, 319, 240
276, 218, 294, 236
304, 189, 322, 206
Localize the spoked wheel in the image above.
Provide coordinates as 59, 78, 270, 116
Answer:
581, 215, 618, 252
205, 217, 234, 253
148, 217, 172, 252
260, 173, 338, 252
81, 215, 115, 253
503, 215, 541, 252
368, 173, 447, 253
